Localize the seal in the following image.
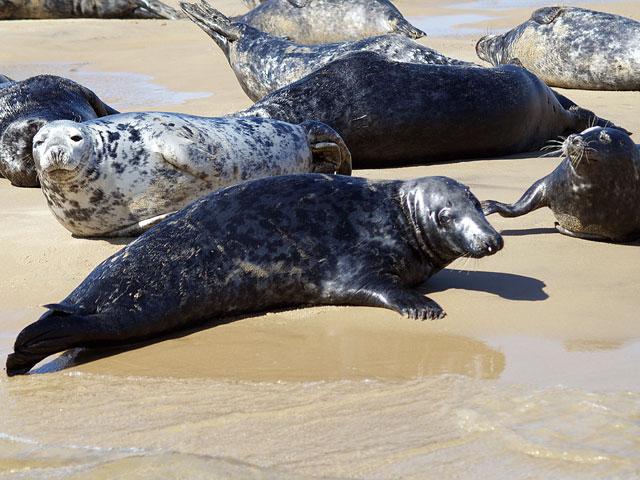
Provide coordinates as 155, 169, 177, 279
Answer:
475, 6, 640, 90
0, 75, 119, 188
5, 173, 503, 376
33, 113, 351, 237
0, 74, 13, 85
232, 51, 627, 168
0, 0, 182, 19
233, 0, 425, 44
482, 127, 640, 242
182, 1, 473, 101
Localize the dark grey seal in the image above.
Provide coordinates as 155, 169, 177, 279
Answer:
482, 127, 640, 242
476, 6, 640, 90
0, 75, 118, 187
232, 51, 626, 168
0, 0, 182, 19
6, 174, 503, 376
182, 1, 472, 101
233, 0, 424, 44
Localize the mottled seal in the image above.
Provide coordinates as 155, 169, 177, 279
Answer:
182, 1, 472, 101
0, 75, 118, 187
233, 0, 424, 44
6, 174, 503, 376
482, 127, 640, 242
476, 6, 640, 90
33, 113, 351, 237
232, 51, 626, 168
0, 0, 182, 19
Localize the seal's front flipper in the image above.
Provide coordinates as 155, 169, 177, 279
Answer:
134, 0, 184, 19
6, 310, 115, 376
301, 120, 352, 175
343, 276, 445, 320
482, 176, 549, 218
105, 213, 176, 237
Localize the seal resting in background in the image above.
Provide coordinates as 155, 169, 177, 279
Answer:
232, 51, 627, 168
0, 75, 118, 187
33, 113, 351, 237
181, 1, 472, 101
6, 174, 503, 376
233, 0, 424, 44
482, 127, 640, 242
476, 6, 640, 90
0, 0, 182, 19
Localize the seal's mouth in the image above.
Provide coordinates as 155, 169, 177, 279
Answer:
39, 148, 82, 183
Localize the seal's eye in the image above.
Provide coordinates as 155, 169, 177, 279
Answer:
599, 131, 611, 143
437, 209, 453, 228
33, 139, 44, 148
70, 135, 82, 142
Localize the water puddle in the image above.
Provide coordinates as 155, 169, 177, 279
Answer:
0, 62, 211, 111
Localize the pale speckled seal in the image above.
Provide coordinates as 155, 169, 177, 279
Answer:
182, 1, 472, 101
0, 75, 118, 187
476, 6, 640, 90
0, 0, 182, 19
5, 173, 503, 376
232, 51, 627, 168
33, 113, 351, 237
233, 0, 424, 44
482, 127, 640, 242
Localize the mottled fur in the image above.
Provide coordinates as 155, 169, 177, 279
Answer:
0, 0, 182, 19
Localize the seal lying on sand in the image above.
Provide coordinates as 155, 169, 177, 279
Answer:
0, 75, 118, 187
33, 113, 350, 237
476, 6, 640, 90
232, 51, 626, 168
482, 127, 640, 242
233, 0, 424, 44
6, 174, 503, 376
0, 0, 182, 19
182, 1, 472, 101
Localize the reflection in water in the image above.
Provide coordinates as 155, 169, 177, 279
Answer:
0, 62, 211, 110
1, 374, 639, 479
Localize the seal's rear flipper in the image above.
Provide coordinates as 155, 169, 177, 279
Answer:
5, 309, 115, 376
133, 0, 184, 19
482, 176, 549, 218
181, 1, 242, 52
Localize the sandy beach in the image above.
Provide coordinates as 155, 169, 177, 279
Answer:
1, 1, 639, 478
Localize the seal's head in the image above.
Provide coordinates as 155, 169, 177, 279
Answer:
475, 34, 505, 65
33, 121, 93, 184
563, 126, 640, 179
403, 177, 503, 267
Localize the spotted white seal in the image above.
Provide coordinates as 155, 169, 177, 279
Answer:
33, 113, 351, 237
0, 0, 182, 19
233, 0, 424, 44
6, 174, 503, 376
476, 6, 640, 90
482, 127, 640, 242
182, 1, 473, 101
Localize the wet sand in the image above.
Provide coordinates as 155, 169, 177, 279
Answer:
1, 1, 639, 478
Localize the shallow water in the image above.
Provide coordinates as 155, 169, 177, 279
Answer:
0, 62, 211, 111
2, 373, 639, 479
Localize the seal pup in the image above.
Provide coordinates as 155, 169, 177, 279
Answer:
5, 174, 503, 376
476, 6, 640, 90
33, 113, 351, 237
181, 1, 473, 101
0, 0, 183, 19
482, 127, 640, 242
0, 75, 118, 187
233, 0, 424, 44
232, 51, 626, 168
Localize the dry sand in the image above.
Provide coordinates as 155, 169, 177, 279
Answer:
0, 0, 639, 391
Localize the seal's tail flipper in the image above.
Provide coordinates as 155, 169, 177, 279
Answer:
392, 19, 426, 40
133, 0, 185, 19
301, 120, 352, 176
5, 309, 113, 376
181, 1, 243, 51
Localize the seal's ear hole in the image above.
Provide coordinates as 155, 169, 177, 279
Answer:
70, 135, 82, 142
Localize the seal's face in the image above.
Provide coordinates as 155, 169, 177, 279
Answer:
563, 127, 640, 180
33, 121, 92, 184
406, 177, 503, 265
475, 34, 504, 65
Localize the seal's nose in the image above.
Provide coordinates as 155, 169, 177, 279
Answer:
485, 233, 504, 254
